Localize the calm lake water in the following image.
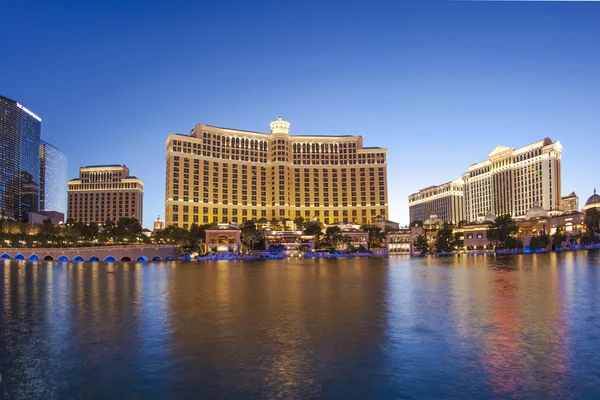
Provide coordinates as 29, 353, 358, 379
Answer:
1, 252, 600, 399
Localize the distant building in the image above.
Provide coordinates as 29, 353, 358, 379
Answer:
28, 210, 64, 225
560, 192, 578, 212
68, 165, 144, 224
263, 230, 315, 253
165, 117, 388, 229
153, 215, 165, 232
582, 189, 600, 212
0, 95, 42, 221
463, 213, 496, 250
373, 215, 400, 231
339, 224, 370, 249
408, 179, 464, 225
204, 224, 241, 252
40, 140, 68, 215
462, 138, 562, 222
386, 229, 411, 254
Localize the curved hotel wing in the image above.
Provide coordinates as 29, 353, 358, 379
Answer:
165, 118, 388, 228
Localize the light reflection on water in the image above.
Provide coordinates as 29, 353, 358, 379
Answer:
1, 253, 600, 399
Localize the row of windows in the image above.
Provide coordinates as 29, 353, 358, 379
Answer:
172, 216, 376, 229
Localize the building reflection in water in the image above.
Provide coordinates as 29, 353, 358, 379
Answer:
2, 253, 600, 399
165, 257, 390, 398
444, 254, 572, 398
0, 261, 175, 399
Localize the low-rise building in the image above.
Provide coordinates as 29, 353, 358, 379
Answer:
263, 230, 315, 252
561, 192, 579, 212
153, 216, 165, 232
373, 215, 400, 232
386, 229, 411, 254
28, 210, 65, 225
339, 225, 369, 249
463, 213, 496, 250
204, 224, 241, 252
582, 189, 600, 212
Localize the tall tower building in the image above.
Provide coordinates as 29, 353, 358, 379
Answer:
165, 118, 388, 229
0, 95, 42, 221
462, 138, 562, 222
408, 179, 465, 225
40, 140, 68, 215
68, 165, 144, 224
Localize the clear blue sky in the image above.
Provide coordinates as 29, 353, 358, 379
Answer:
2, 0, 599, 227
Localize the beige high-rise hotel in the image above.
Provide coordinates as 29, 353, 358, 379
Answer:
165, 118, 388, 228
68, 165, 144, 224
408, 179, 465, 225
462, 138, 562, 222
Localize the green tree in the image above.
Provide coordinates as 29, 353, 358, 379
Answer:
115, 218, 142, 242
530, 234, 550, 250
304, 221, 324, 242
584, 208, 600, 234
189, 223, 213, 253
294, 216, 305, 230
552, 228, 567, 249
361, 225, 385, 248
487, 214, 520, 249
39, 218, 57, 238
435, 223, 454, 253
324, 226, 343, 248
241, 220, 260, 252
414, 234, 429, 255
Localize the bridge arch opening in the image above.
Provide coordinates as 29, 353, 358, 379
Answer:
121, 256, 132, 262
104, 256, 116, 263
152, 256, 161, 261
43, 255, 54, 261
73, 256, 85, 262
15, 254, 25, 261
28, 254, 40, 261
58, 255, 69, 262
136, 256, 148, 262
1, 254, 10, 260
89, 256, 100, 262
165, 256, 172, 261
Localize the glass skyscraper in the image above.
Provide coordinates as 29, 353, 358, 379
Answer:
40, 140, 68, 215
0, 95, 42, 221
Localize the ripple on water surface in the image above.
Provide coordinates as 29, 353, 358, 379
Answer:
1, 252, 600, 399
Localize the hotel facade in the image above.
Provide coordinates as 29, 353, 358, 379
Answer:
68, 165, 144, 224
462, 138, 562, 222
408, 179, 465, 225
165, 118, 388, 228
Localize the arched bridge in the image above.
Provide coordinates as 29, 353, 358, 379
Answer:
0, 245, 177, 263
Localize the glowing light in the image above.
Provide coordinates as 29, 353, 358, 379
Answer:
16, 102, 42, 121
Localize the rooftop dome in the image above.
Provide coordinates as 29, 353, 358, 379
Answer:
583, 189, 600, 211
525, 203, 548, 219
483, 212, 496, 222
269, 117, 290, 134
424, 214, 444, 226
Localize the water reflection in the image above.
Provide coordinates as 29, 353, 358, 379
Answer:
1, 253, 600, 399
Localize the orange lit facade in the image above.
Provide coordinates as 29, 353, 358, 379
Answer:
165, 118, 388, 228
68, 165, 144, 224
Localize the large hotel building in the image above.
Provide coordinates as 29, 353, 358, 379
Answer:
165, 118, 388, 228
462, 138, 562, 221
409, 138, 563, 224
68, 165, 144, 224
408, 179, 465, 225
